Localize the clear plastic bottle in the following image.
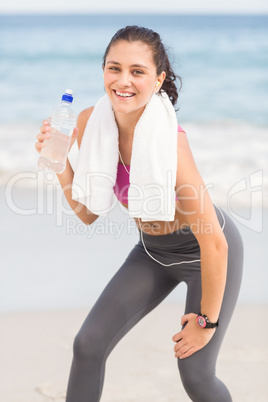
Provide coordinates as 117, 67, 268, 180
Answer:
38, 89, 77, 174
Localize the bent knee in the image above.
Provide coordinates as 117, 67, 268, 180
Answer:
179, 363, 232, 401
73, 328, 106, 360
179, 360, 213, 398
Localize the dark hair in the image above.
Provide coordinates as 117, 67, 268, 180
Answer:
102, 25, 182, 108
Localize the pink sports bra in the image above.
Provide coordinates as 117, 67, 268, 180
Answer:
113, 124, 186, 204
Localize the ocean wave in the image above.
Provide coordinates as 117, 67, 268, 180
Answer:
0, 121, 266, 208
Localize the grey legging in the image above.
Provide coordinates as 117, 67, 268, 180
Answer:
65, 205, 244, 401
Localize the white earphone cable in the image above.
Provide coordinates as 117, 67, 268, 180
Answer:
118, 149, 225, 267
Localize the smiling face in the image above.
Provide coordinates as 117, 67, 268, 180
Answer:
103, 40, 165, 120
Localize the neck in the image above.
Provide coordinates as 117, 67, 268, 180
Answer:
114, 106, 145, 140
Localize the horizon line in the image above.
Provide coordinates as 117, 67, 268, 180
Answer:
0, 11, 268, 17
0, 11, 268, 16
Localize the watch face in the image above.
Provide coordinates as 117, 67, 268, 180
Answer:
197, 316, 207, 328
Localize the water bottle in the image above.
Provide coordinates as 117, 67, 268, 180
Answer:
38, 89, 77, 174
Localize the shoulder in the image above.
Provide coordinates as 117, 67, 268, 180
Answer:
177, 124, 186, 134
177, 125, 187, 151
77, 106, 94, 149
177, 124, 187, 143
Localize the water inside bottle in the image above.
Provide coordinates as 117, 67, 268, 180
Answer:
38, 127, 72, 174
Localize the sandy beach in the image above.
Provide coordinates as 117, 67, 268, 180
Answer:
0, 303, 267, 402
1, 185, 268, 401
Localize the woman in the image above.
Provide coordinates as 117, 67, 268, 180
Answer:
35, 26, 244, 402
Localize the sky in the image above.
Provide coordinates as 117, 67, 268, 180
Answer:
0, 0, 268, 14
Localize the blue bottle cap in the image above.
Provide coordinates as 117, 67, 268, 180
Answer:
62, 89, 73, 103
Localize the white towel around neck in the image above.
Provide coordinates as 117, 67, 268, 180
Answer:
71, 91, 178, 222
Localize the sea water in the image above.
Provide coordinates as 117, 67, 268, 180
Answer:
0, 14, 267, 205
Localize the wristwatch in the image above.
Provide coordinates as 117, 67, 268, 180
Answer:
196, 313, 219, 329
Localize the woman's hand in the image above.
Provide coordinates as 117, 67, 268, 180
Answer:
35, 119, 79, 154
172, 313, 216, 360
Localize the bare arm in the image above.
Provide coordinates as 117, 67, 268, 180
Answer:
175, 131, 228, 322
172, 131, 228, 359
36, 107, 98, 225
56, 157, 98, 226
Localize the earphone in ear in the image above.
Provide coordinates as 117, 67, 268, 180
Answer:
155, 81, 161, 93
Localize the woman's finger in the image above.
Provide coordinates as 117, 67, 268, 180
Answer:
175, 344, 191, 358
39, 124, 51, 134
172, 330, 183, 343
181, 313, 195, 326
72, 127, 78, 138
174, 339, 186, 353
178, 346, 197, 360
35, 119, 49, 154
36, 132, 50, 142
35, 141, 45, 153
